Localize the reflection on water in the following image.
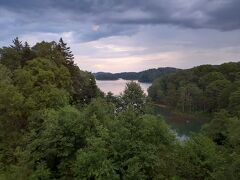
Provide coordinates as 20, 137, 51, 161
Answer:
155, 105, 209, 136
96, 79, 151, 95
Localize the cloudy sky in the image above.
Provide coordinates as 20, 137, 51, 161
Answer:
0, 0, 240, 72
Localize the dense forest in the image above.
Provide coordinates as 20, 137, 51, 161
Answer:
94, 67, 179, 82
0, 38, 240, 179
149, 62, 240, 115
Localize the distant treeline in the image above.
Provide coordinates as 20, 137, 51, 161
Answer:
94, 67, 180, 82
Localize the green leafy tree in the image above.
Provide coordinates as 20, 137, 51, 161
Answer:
32, 41, 64, 65
178, 83, 203, 112
176, 134, 223, 179
75, 107, 176, 179
75, 124, 119, 179
229, 89, 240, 116
199, 72, 225, 90
202, 110, 232, 145
0, 65, 25, 170
148, 78, 165, 102
205, 79, 231, 112
121, 81, 147, 113
19, 106, 85, 178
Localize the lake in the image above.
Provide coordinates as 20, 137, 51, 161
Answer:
96, 79, 209, 137
96, 79, 151, 95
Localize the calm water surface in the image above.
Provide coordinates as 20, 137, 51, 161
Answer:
96, 79, 151, 95
155, 106, 209, 137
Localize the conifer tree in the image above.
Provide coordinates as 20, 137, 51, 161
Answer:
10, 37, 23, 51
21, 42, 35, 66
58, 38, 74, 66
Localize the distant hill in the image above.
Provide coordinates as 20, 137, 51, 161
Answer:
94, 67, 180, 83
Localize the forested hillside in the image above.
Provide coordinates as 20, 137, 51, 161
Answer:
94, 67, 179, 82
0, 38, 240, 179
149, 62, 240, 114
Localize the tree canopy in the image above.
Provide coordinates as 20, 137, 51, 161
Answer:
0, 38, 240, 179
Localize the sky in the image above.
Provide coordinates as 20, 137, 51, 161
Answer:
0, 0, 240, 73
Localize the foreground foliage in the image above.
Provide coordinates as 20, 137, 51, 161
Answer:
0, 38, 240, 179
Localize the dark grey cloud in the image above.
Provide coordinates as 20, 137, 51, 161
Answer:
0, 0, 240, 32
0, 0, 239, 73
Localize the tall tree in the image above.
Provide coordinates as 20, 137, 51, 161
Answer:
58, 38, 74, 66
0, 38, 23, 70
21, 42, 35, 66
10, 37, 23, 51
